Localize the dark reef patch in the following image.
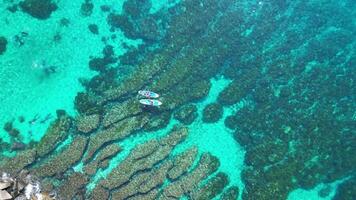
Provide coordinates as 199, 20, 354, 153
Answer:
333, 176, 356, 200
88, 24, 99, 35
0, 36, 8, 55
80, 0, 94, 17
202, 103, 223, 123
174, 104, 198, 125
19, 0, 58, 20
106, 0, 166, 42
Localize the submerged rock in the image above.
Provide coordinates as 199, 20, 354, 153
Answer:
160, 152, 220, 198
80, 0, 94, 17
333, 176, 356, 200
168, 147, 198, 180
202, 103, 223, 123
11, 141, 26, 151
0, 149, 37, 175
74, 92, 103, 115
19, 0, 58, 20
84, 116, 146, 162
35, 115, 72, 157
190, 172, 229, 200
84, 143, 121, 175
76, 114, 100, 134
33, 135, 88, 178
143, 111, 171, 132
174, 104, 198, 125
88, 24, 99, 35
221, 186, 240, 200
0, 36, 7, 55
58, 173, 88, 200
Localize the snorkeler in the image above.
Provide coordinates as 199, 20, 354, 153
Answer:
43, 66, 57, 76
29, 114, 40, 125
40, 114, 52, 124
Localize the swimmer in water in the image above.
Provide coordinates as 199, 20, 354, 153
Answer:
29, 114, 40, 125
40, 114, 52, 124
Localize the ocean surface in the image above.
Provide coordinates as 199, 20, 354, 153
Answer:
0, 0, 355, 199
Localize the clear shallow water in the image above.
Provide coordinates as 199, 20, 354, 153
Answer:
0, 0, 355, 200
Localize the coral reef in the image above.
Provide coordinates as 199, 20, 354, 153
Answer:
173, 104, 198, 125
35, 114, 72, 157
221, 186, 239, 200
202, 103, 223, 123
0, 36, 7, 55
33, 135, 88, 178
76, 114, 100, 134
1, 0, 354, 199
80, 0, 94, 17
19, 0, 58, 20
333, 177, 356, 200
88, 24, 99, 35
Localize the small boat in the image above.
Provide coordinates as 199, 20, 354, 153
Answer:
139, 99, 162, 106
138, 90, 159, 98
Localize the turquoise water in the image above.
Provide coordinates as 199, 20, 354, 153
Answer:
0, 0, 355, 200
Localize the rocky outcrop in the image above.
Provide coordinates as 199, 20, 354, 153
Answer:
168, 147, 198, 180
102, 99, 142, 127
84, 143, 121, 176
190, 172, 229, 200
33, 135, 87, 178
58, 172, 89, 200
0, 149, 37, 174
160, 152, 220, 199
98, 127, 188, 190
202, 103, 224, 123
173, 104, 198, 125
76, 114, 100, 134
35, 115, 71, 157
84, 116, 146, 162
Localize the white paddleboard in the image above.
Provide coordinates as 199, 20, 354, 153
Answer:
138, 90, 160, 98
139, 99, 162, 106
